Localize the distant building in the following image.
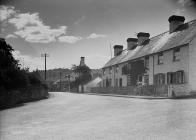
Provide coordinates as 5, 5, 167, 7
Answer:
101, 15, 196, 97
79, 77, 102, 93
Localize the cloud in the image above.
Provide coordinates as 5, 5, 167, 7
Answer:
14, 24, 67, 43
6, 34, 18, 39
8, 12, 67, 43
178, 0, 195, 7
12, 50, 43, 71
87, 33, 107, 39
0, 5, 16, 21
1, 5, 82, 44
58, 36, 82, 43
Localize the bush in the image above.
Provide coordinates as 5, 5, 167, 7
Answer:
0, 39, 48, 109
3, 68, 29, 90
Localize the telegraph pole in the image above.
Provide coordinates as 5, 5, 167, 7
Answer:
41, 53, 49, 80
60, 72, 62, 91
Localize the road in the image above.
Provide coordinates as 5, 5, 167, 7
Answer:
1, 92, 196, 140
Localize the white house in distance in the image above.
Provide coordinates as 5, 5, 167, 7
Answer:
79, 77, 102, 93
101, 15, 196, 97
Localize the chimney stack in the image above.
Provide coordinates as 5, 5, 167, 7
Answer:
137, 32, 150, 46
113, 45, 123, 56
127, 38, 138, 50
80, 57, 85, 66
168, 15, 185, 33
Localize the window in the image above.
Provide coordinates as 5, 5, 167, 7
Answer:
115, 79, 118, 86
137, 74, 143, 85
138, 75, 142, 82
103, 79, 106, 87
144, 75, 149, 85
106, 78, 109, 87
173, 48, 180, 61
154, 73, 165, 85
109, 79, 112, 87
145, 56, 149, 69
157, 53, 163, 65
167, 71, 184, 84
176, 70, 184, 84
122, 64, 129, 75
119, 78, 122, 87
103, 69, 106, 75
109, 67, 112, 74
115, 65, 119, 73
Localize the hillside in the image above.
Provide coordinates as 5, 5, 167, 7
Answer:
38, 68, 72, 82
38, 68, 102, 83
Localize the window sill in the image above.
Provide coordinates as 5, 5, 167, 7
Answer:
173, 59, 180, 62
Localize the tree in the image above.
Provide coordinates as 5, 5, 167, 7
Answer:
71, 64, 92, 89
0, 39, 19, 69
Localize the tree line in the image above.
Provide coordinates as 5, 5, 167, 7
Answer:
0, 39, 48, 109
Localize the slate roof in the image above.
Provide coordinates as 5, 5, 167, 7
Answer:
103, 19, 196, 68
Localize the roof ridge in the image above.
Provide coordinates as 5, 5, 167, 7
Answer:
148, 19, 196, 41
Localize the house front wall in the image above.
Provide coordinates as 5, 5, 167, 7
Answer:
102, 63, 127, 87
102, 44, 189, 89
149, 45, 189, 85
189, 37, 196, 91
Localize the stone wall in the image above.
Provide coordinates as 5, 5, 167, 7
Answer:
91, 84, 196, 97
168, 84, 192, 97
91, 85, 168, 97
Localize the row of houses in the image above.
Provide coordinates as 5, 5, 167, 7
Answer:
99, 15, 196, 97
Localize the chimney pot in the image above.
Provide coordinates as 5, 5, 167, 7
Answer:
80, 57, 85, 66
127, 38, 138, 50
113, 45, 123, 56
168, 15, 185, 33
137, 32, 150, 46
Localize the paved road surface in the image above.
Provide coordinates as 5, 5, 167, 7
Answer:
1, 92, 196, 140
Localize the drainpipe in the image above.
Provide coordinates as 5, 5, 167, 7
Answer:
152, 55, 155, 96
114, 68, 115, 87
153, 55, 155, 85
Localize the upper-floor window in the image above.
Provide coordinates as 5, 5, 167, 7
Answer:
122, 64, 129, 75
157, 53, 163, 65
115, 65, 119, 73
102, 69, 106, 75
145, 56, 149, 69
173, 48, 180, 61
109, 67, 112, 74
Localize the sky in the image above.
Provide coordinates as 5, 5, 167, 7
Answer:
0, 0, 196, 71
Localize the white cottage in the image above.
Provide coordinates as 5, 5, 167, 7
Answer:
101, 15, 196, 97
